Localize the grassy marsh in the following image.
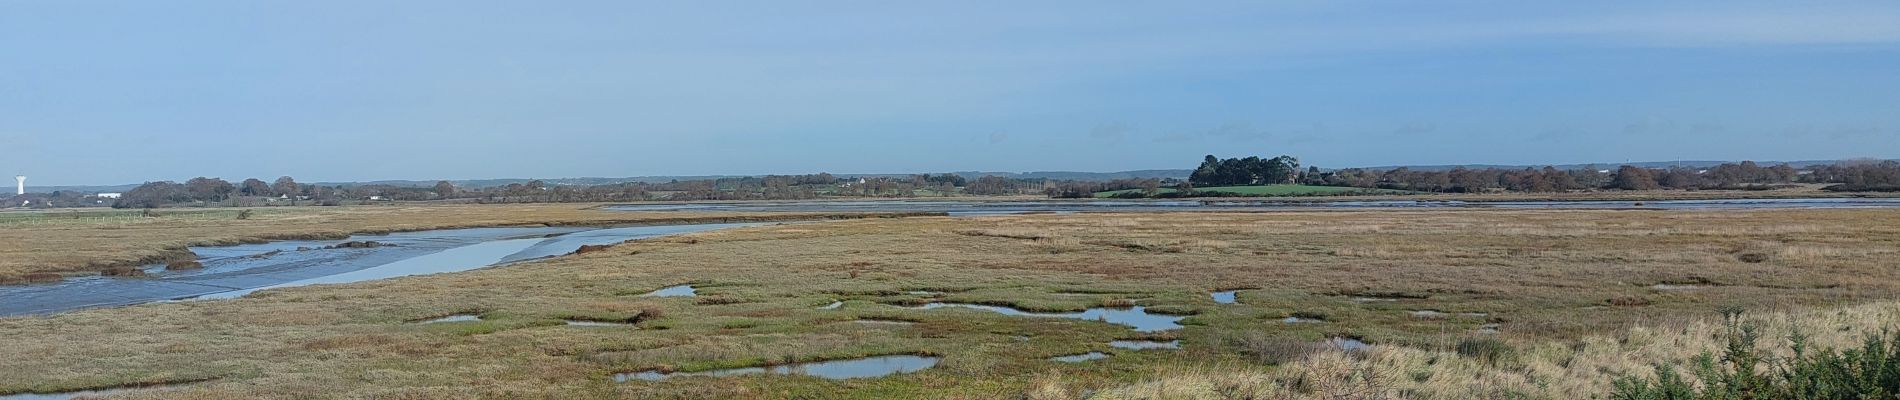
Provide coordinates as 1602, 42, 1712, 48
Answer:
0, 208, 1897, 398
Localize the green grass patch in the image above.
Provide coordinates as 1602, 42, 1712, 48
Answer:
1094, 184, 1408, 198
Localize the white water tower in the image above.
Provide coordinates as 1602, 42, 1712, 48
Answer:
14, 175, 23, 195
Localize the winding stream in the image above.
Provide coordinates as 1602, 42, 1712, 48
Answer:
0, 223, 757, 316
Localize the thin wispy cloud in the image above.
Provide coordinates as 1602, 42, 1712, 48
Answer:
1153, 132, 1196, 144
1089, 123, 1133, 142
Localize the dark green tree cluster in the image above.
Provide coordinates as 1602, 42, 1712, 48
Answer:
922, 173, 966, 187
1188, 155, 1301, 186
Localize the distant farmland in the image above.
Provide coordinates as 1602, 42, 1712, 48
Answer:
1095, 184, 1409, 198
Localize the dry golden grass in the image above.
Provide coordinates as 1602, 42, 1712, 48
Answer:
0, 207, 1896, 398
1076, 301, 1900, 399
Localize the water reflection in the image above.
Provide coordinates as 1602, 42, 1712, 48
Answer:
0, 381, 199, 400
1, 388, 137, 400
1328, 337, 1369, 351
197, 238, 546, 300
615, 355, 940, 381
565, 320, 636, 327
641, 285, 697, 297
1211, 291, 1237, 304
910, 303, 1185, 332
2, 223, 754, 316
417, 314, 481, 324
1050, 352, 1111, 362
1109, 340, 1181, 350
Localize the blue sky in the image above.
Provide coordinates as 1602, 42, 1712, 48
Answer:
3, 1, 1898, 185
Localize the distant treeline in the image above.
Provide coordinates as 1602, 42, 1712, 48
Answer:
1188, 155, 1302, 186
7, 159, 1898, 209
60, 173, 1035, 209
1076, 156, 1900, 198
1315, 160, 1900, 193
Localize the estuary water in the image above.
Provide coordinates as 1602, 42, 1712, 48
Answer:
0, 223, 756, 316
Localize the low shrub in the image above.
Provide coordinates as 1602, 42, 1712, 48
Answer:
695, 296, 749, 306
1231, 333, 1325, 365
1609, 296, 1654, 307
1455, 337, 1514, 365
1290, 311, 1330, 321
1611, 308, 1900, 399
